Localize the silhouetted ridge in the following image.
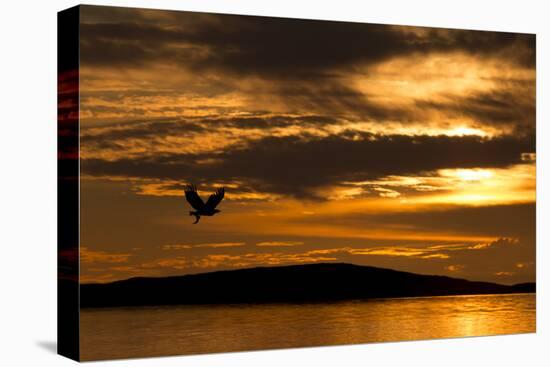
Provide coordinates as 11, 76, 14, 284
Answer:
80, 263, 535, 308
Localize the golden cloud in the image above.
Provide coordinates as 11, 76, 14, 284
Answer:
163, 242, 245, 250
80, 246, 131, 264
256, 241, 304, 247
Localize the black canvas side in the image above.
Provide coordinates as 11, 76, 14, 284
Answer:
57, 5, 80, 362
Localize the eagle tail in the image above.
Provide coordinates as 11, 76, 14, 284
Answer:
190, 213, 200, 224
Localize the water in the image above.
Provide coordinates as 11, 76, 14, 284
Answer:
80, 293, 535, 361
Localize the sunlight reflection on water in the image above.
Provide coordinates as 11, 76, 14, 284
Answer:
80, 293, 535, 361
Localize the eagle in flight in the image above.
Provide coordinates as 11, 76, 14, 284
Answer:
184, 184, 225, 224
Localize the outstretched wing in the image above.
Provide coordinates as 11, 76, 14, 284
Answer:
205, 187, 225, 210
184, 184, 205, 211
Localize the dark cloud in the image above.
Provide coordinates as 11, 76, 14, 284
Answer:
80, 115, 339, 148
380, 203, 536, 242
293, 203, 536, 283
82, 119, 207, 142
421, 27, 535, 68
82, 131, 534, 198
79, 6, 535, 130
416, 89, 536, 131
201, 115, 341, 129
80, 6, 535, 75
308, 203, 535, 238
272, 82, 419, 122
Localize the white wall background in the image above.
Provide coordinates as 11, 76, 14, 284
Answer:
0, 0, 547, 366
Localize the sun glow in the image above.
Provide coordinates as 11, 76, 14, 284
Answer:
447, 126, 490, 137
414, 164, 535, 205
442, 168, 494, 182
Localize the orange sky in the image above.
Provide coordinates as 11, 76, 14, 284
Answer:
76, 5, 535, 284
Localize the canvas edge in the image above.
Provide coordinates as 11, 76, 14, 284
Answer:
57, 4, 81, 362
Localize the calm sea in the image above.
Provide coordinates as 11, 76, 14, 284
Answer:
80, 293, 535, 361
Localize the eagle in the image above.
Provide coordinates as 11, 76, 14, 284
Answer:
184, 184, 225, 224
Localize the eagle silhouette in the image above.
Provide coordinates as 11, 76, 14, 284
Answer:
184, 184, 225, 224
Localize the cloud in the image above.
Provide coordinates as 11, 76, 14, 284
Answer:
415, 89, 535, 131
447, 264, 465, 272
494, 271, 514, 276
79, 115, 338, 155
81, 131, 534, 199
256, 241, 304, 247
80, 6, 535, 75
162, 242, 245, 250
374, 187, 401, 198
363, 204, 535, 239
77, 5, 536, 160
80, 246, 132, 264
78, 7, 535, 133
347, 246, 446, 258
194, 242, 245, 248
82, 237, 530, 284
133, 251, 338, 273
80, 273, 117, 283
292, 204, 535, 254
76, 6, 535, 286
341, 239, 518, 260
162, 244, 192, 250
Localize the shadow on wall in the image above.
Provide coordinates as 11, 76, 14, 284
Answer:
36, 340, 57, 354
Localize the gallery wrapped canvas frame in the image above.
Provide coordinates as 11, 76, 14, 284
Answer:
58, 5, 79, 361
58, 4, 536, 362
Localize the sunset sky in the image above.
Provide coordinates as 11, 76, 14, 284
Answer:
77, 5, 535, 284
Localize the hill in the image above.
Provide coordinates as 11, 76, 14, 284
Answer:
79, 262, 535, 307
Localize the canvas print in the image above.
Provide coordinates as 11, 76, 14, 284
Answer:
58, 5, 536, 362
